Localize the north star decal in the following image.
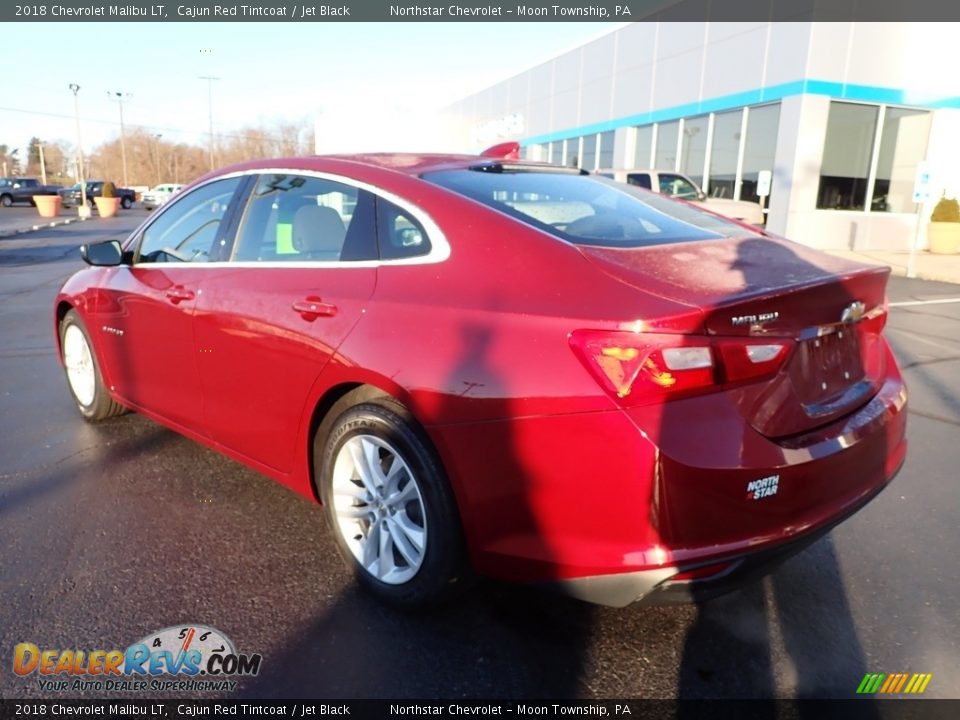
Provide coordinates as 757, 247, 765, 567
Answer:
746, 474, 779, 500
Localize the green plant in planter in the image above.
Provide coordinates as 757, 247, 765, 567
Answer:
101, 182, 117, 198
931, 196, 959, 223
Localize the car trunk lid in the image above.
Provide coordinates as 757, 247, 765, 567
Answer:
578, 237, 890, 437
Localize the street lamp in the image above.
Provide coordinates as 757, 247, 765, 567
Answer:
68, 83, 89, 217
107, 91, 131, 187
198, 75, 220, 170
153, 134, 163, 185
34, 140, 47, 186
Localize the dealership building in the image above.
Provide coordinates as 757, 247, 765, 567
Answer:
446, 22, 960, 250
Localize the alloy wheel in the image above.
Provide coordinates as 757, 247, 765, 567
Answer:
63, 324, 96, 407
331, 434, 427, 585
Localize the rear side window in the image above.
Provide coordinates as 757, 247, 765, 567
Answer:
423, 168, 757, 248
233, 174, 377, 263
377, 198, 431, 260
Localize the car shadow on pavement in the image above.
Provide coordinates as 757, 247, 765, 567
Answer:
678, 539, 880, 713
0, 420, 177, 519
237, 582, 594, 699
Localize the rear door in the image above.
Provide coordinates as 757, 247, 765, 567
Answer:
193, 173, 379, 473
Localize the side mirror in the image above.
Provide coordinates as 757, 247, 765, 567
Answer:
80, 240, 124, 267
698, 191, 707, 202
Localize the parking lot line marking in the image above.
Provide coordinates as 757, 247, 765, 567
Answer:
889, 298, 960, 307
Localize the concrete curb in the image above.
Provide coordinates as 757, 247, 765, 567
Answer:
0, 216, 89, 239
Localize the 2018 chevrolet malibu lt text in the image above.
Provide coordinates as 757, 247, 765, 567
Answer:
54, 147, 907, 607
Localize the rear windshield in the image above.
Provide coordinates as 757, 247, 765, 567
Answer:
422, 167, 760, 248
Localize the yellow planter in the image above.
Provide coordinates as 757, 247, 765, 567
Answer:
928, 222, 960, 254
33, 195, 62, 218
94, 196, 121, 219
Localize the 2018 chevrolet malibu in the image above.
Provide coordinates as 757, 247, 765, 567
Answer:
54, 146, 907, 607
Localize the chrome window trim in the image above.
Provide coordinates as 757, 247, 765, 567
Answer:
128, 167, 450, 269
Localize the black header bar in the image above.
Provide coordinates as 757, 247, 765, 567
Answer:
2, 700, 960, 720
4, 0, 960, 22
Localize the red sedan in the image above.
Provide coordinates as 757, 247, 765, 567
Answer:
54, 147, 907, 607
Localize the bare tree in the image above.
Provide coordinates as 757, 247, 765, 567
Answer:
84, 118, 315, 187
0, 144, 22, 176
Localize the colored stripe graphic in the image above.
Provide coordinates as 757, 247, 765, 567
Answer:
894, 674, 909, 693
857, 672, 932, 694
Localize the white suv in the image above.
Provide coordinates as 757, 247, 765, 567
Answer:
142, 183, 184, 211
604, 170, 765, 226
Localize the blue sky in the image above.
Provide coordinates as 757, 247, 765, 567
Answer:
3, 22, 621, 159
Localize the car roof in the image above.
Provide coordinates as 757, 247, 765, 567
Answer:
201, 151, 574, 182
207, 153, 488, 177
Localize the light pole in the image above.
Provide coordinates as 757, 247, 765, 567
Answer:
198, 75, 220, 170
108, 91, 131, 187
36, 141, 47, 186
153, 134, 163, 185
68, 83, 89, 216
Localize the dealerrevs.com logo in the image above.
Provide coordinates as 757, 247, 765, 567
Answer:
13, 625, 262, 693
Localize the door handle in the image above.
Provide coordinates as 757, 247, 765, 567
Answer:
165, 286, 195, 304
292, 297, 338, 320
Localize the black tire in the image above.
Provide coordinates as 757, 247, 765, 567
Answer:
121, 196, 132, 209
58, 309, 126, 422
0, 194, 12, 207
317, 399, 467, 608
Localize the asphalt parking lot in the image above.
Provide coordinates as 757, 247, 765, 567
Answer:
1, 217, 958, 700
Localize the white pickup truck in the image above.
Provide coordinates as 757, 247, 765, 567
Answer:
603, 169, 765, 226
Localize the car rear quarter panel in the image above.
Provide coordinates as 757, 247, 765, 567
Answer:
323, 185, 706, 579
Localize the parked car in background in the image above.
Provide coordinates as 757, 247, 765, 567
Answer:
603, 169, 765, 226
59, 181, 136, 210
142, 183, 184, 210
54, 146, 905, 609
0, 177, 63, 207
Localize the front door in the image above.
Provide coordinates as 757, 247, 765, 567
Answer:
95, 176, 245, 430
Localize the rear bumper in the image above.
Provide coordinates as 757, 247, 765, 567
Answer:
547, 458, 902, 607
430, 350, 907, 604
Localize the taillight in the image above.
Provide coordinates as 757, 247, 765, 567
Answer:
716, 340, 792, 383
570, 330, 793, 404
859, 301, 888, 335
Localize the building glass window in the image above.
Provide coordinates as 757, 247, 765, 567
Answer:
581, 134, 597, 170
598, 131, 615, 170
818, 102, 879, 210
872, 108, 932, 213
707, 110, 741, 199
741, 104, 780, 205
565, 137, 579, 168
680, 115, 709, 187
633, 125, 653, 168
654, 120, 679, 171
